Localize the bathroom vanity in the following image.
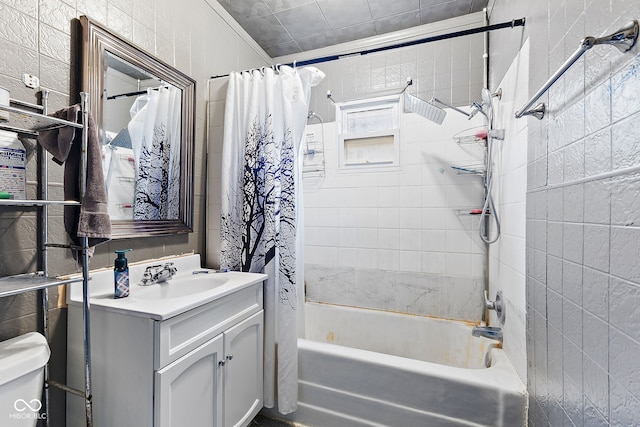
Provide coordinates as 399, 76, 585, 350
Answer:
66, 254, 266, 427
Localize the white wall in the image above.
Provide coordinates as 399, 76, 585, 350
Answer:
489, 39, 529, 383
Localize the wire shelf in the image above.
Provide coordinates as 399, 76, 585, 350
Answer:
0, 272, 83, 298
450, 164, 486, 175
452, 126, 488, 146
454, 208, 491, 216
0, 103, 82, 134
0, 199, 80, 207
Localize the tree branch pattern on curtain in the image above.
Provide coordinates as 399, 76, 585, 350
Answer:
135, 123, 170, 219
130, 86, 181, 220
220, 113, 297, 309
218, 66, 324, 414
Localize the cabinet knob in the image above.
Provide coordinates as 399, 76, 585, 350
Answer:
226, 354, 233, 361
218, 360, 225, 367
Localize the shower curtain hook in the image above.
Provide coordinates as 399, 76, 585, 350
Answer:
326, 90, 336, 104
401, 77, 413, 94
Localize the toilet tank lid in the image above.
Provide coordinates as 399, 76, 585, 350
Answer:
0, 332, 50, 386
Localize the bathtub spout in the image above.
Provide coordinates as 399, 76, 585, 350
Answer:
472, 326, 503, 342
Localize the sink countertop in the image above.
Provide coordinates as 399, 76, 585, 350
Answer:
66, 254, 267, 320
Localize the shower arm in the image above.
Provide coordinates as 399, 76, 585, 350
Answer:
515, 20, 639, 120
430, 97, 471, 118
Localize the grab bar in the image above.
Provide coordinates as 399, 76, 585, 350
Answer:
515, 20, 639, 119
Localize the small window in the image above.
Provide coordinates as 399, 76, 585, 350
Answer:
337, 95, 400, 171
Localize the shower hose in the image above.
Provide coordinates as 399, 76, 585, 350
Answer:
479, 133, 501, 244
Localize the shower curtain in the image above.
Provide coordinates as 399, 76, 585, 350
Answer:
219, 65, 324, 414
128, 86, 181, 220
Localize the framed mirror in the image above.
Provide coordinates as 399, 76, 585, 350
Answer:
79, 15, 195, 238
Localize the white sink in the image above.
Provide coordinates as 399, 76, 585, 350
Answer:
134, 275, 229, 300
66, 255, 267, 320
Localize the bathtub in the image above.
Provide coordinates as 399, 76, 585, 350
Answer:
268, 302, 527, 427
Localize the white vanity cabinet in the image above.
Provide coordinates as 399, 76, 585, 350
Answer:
66, 265, 265, 427
220, 310, 264, 427
155, 333, 224, 427
155, 310, 264, 427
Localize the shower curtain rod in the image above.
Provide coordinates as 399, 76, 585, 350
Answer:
210, 18, 525, 79
515, 19, 639, 120
107, 85, 168, 100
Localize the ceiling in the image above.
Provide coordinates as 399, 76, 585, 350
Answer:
216, 0, 489, 58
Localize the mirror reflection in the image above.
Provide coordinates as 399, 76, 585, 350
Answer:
102, 52, 182, 221
80, 15, 195, 238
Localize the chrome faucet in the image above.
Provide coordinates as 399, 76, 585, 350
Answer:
140, 262, 177, 286
472, 326, 503, 342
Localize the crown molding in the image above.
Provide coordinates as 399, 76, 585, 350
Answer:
203, 0, 272, 64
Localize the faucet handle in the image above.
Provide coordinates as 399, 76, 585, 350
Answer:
484, 290, 495, 310
163, 262, 177, 275
141, 265, 160, 285
484, 290, 506, 324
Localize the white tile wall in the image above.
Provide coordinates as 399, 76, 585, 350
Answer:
0, 0, 268, 424
303, 104, 488, 321
488, 39, 529, 383
491, 0, 640, 424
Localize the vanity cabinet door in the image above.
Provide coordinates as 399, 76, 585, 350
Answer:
155, 333, 224, 427
223, 310, 264, 427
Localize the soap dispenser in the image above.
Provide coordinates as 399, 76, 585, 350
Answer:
114, 249, 132, 298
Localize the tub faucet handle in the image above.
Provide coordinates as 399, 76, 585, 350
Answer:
484, 290, 505, 323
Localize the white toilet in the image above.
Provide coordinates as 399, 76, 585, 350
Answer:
0, 332, 50, 426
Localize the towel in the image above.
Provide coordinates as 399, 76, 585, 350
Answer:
37, 104, 111, 268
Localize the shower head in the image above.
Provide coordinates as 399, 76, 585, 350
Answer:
404, 92, 447, 125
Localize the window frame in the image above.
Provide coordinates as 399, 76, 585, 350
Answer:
336, 95, 401, 172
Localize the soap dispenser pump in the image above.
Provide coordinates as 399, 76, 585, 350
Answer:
114, 249, 132, 298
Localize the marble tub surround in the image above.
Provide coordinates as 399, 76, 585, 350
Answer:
305, 264, 484, 322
